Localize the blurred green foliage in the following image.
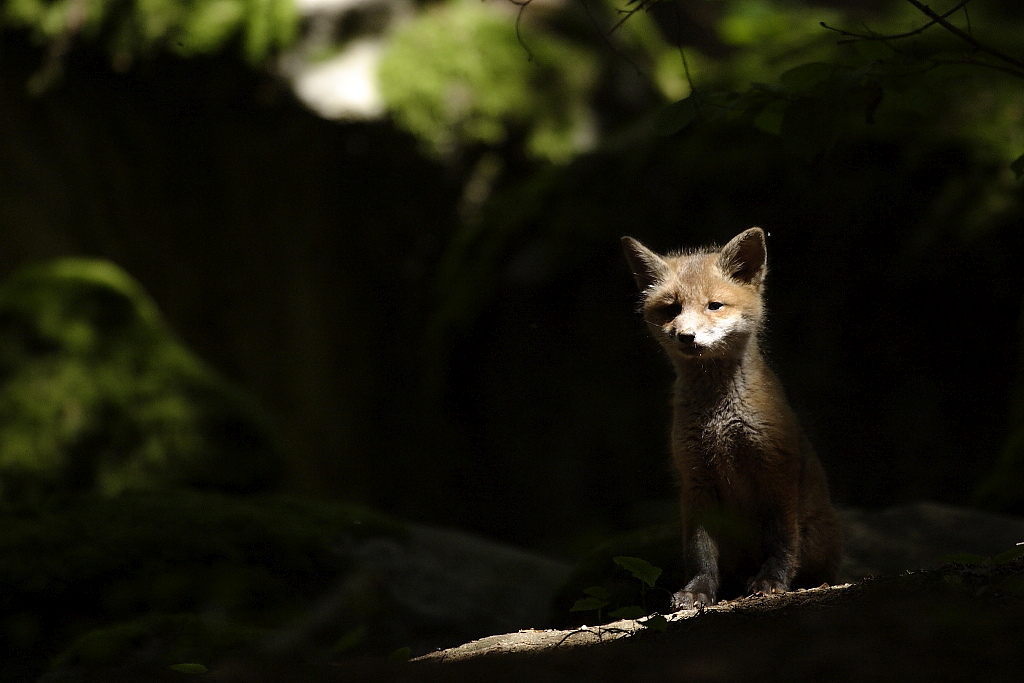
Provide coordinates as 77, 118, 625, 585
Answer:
2, 0, 1024, 538
0, 259, 284, 502
377, 0, 599, 162
1, 0, 297, 66
658, 0, 1024, 170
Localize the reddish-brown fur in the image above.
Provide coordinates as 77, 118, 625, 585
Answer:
622, 228, 841, 610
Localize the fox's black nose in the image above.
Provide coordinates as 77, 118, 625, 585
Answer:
676, 332, 695, 345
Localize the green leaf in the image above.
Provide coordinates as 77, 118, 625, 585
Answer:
168, 663, 208, 674
939, 553, 988, 565
640, 614, 669, 632
242, 0, 273, 63
570, 596, 610, 612
1011, 154, 1024, 181
176, 0, 245, 56
779, 62, 833, 91
583, 585, 612, 600
654, 98, 698, 136
613, 556, 662, 588
990, 544, 1024, 565
608, 605, 647, 620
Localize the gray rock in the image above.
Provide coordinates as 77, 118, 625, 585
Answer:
332, 524, 574, 652
840, 501, 1024, 579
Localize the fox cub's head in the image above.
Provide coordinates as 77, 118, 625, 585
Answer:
621, 228, 767, 363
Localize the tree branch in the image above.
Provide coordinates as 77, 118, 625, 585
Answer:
820, 0, 970, 43
902, 0, 1024, 72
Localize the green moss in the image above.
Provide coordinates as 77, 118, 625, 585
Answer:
0, 258, 284, 502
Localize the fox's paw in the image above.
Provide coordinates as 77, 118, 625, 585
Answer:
670, 590, 716, 611
746, 577, 788, 596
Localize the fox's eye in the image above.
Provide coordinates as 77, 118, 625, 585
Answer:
707, 301, 725, 311
655, 302, 682, 319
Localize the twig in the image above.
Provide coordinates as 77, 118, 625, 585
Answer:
507, 0, 535, 62
610, 0, 655, 34
821, 0, 1024, 80
903, 0, 1024, 72
820, 0, 970, 43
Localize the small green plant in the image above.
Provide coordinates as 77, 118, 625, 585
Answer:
569, 556, 671, 631
940, 542, 1024, 567
938, 543, 1024, 599
568, 585, 611, 622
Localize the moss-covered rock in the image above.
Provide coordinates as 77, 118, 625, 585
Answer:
49, 613, 267, 675
0, 258, 284, 501
0, 489, 571, 680
0, 490, 407, 679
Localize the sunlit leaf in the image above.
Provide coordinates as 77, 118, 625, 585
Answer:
378, 0, 597, 161
3, 0, 45, 27
243, 0, 273, 63
177, 0, 244, 56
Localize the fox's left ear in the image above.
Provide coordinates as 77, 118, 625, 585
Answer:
718, 227, 766, 286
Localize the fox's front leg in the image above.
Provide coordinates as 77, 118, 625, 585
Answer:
671, 525, 719, 610
747, 512, 798, 596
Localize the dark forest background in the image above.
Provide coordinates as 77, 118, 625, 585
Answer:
2, 0, 1024, 556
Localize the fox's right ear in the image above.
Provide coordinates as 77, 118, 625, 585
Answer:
621, 237, 669, 291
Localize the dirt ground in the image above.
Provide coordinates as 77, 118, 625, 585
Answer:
194, 559, 1024, 682
51, 559, 1024, 682
400, 570, 1024, 682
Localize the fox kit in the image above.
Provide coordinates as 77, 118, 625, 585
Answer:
622, 228, 841, 610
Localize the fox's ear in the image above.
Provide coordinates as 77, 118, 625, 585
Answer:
718, 227, 766, 286
621, 237, 669, 291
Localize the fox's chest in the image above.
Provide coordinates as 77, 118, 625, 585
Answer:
674, 397, 765, 456
672, 401, 775, 491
